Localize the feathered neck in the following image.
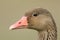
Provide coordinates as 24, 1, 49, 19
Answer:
38, 26, 57, 40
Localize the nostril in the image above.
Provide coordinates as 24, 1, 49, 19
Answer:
18, 22, 21, 24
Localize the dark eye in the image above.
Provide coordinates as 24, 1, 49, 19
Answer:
33, 13, 38, 16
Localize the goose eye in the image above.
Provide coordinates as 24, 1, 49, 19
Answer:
33, 13, 38, 16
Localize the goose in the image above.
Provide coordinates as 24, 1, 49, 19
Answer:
9, 8, 57, 40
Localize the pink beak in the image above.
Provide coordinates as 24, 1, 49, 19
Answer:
9, 16, 28, 30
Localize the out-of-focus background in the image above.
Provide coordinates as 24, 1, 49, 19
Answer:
0, 0, 60, 40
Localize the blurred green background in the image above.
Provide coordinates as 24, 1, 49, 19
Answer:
0, 0, 60, 40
